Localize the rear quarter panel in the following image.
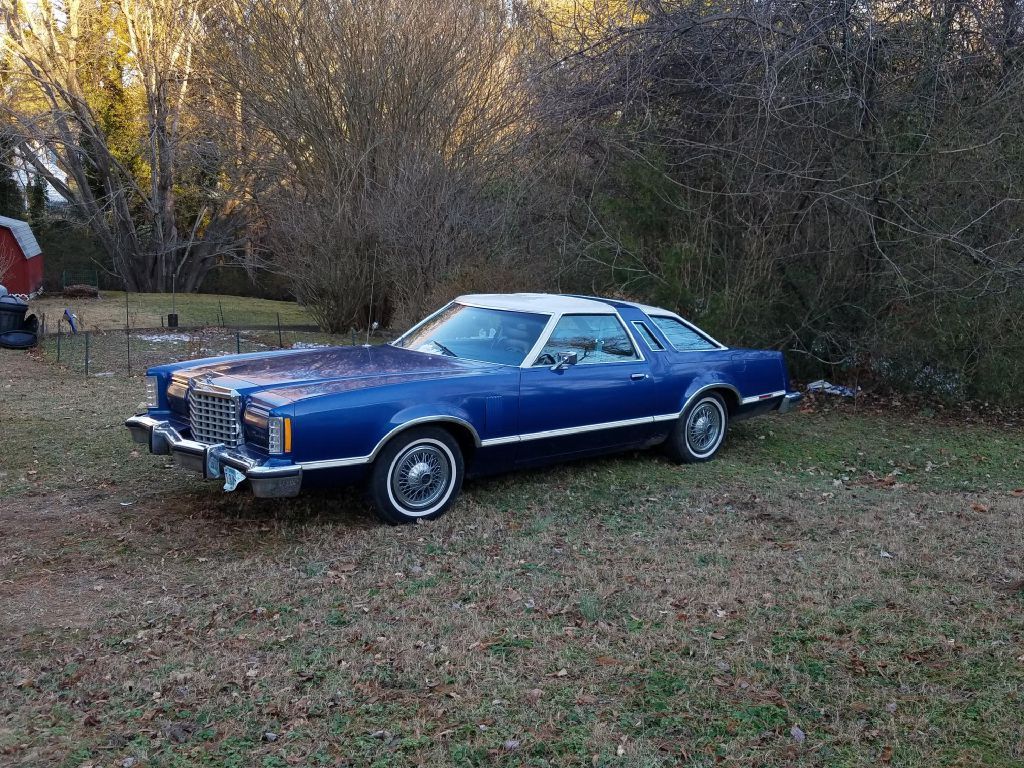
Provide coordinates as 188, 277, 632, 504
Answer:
728, 349, 788, 399
655, 347, 786, 416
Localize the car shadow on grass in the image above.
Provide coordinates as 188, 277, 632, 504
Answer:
156, 420, 776, 535
169, 443, 715, 526
172, 483, 381, 529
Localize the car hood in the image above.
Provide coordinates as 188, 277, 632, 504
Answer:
170, 344, 500, 407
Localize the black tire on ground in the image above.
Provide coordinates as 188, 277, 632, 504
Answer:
368, 426, 465, 524
664, 392, 729, 464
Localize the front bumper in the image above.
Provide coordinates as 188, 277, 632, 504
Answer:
126, 415, 302, 498
776, 391, 802, 414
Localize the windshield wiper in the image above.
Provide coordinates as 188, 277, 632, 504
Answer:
429, 339, 458, 357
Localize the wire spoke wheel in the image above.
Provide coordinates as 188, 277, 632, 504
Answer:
372, 428, 465, 524
390, 443, 451, 511
684, 397, 726, 458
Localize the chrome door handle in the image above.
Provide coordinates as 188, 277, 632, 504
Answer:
630, 373, 649, 381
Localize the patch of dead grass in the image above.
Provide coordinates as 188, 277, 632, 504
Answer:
2, 351, 1023, 767
28, 291, 314, 333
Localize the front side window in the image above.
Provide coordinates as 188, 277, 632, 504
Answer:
394, 303, 549, 366
649, 316, 718, 351
533, 314, 639, 365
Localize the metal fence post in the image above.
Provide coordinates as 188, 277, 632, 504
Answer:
84, 332, 90, 376
277, 313, 283, 347
236, 331, 241, 354
57, 324, 62, 363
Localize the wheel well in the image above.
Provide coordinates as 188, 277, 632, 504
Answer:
710, 387, 740, 416
437, 422, 477, 461
380, 420, 477, 462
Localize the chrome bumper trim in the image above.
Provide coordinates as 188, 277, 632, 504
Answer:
125, 415, 302, 498
776, 391, 802, 414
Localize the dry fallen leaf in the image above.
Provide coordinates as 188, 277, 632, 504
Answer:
971, 502, 990, 513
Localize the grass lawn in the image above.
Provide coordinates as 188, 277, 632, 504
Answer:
28, 291, 315, 333
1, 350, 1022, 767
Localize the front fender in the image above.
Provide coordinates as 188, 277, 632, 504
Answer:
379, 405, 482, 450
288, 386, 491, 467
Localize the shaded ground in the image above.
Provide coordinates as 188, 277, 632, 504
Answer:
1, 350, 1022, 767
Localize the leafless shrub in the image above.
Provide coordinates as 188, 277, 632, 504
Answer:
533, 0, 1024, 400
215, 0, 532, 330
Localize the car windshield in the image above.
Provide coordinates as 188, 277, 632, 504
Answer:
393, 303, 549, 366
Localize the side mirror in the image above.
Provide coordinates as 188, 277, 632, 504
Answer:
550, 352, 578, 372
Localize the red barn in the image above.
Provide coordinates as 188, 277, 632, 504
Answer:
0, 215, 44, 297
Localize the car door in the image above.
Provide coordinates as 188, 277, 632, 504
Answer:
516, 313, 659, 462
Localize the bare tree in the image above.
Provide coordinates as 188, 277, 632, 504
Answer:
1, 0, 246, 292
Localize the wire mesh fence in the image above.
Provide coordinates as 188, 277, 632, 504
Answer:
61, 268, 100, 289
29, 290, 394, 376
37, 324, 391, 378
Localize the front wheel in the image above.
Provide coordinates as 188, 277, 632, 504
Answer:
665, 392, 729, 464
369, 427, 464, 524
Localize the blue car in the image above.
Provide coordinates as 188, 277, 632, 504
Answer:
126, 294, 800, 523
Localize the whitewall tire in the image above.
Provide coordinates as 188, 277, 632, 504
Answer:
665, 392, 728, 464
369, 427, 464, 524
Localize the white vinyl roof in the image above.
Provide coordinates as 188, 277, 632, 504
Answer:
0, 215, 42, 259
456, 293, 615, 315
621, 300, 670, 316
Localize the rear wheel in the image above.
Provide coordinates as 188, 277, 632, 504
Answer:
369, 427, 464, 524
665, 392, 728, 463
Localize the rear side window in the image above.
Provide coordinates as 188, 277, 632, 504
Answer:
650, 316, 718, 351
632, 321, 664, 351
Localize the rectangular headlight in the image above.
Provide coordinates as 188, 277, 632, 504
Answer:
145, 375, 159, 408
268, 416, 286, 454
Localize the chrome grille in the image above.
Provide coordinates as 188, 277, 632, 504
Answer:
189, 387, 242, 446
